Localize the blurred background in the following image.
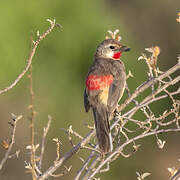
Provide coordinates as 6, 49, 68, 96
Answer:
0, 0, 179, 179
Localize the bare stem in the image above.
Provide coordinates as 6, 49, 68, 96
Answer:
0, 19, 57, 95
29, 63, 37, 180
37, 130, 96, 180
0, 115, 22, 170
87, 128, 180, 179
38, 116, 52, 170
118, 60, 180, 112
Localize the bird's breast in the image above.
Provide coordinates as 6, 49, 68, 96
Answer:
86, 74, 113, 91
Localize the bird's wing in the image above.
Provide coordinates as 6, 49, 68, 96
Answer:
107, 61, 126, 112
84, 88, 90, 112
107, 79, 123, 112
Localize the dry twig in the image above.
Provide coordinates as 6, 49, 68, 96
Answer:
38, 116, 52, 170
0, 114, 22, 170
24, 18, 58, 180
0, 19, 58, 95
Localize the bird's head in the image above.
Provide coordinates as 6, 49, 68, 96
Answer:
95, 39, 130, 60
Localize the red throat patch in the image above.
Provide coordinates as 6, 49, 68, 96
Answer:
86, 75, 113, 90
113, 52, 121, 59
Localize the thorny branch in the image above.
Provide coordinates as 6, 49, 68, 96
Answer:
0, 114, 22, 170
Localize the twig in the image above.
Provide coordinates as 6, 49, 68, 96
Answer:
82, 155, 100, 180
81, 145, 101, 154
0, 19, 58, 95
135, 88, 180, 110
0, 114, 22, 170
50, 165, 72, 178
37, 129, 96, 180
118, 60, 180, 112
61, 126, 84, 148
87, 128, 180, 180
170, 168, 180, 180
29, 62, 37, 180
52, 138, 62, 163
38, 116, 52, 170
27, 19, 57, 180
125, 75, 180, 118
75, 150, 97, 180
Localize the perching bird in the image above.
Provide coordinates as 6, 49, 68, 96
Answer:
84, 38, 130, 154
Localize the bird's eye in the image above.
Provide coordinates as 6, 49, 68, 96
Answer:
109, 45, 115, 49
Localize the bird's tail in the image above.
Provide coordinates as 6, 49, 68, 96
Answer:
93, 107, 113, 154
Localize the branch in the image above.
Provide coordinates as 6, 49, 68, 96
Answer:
29, 60, 37, 180
0, 114, 22, 170
38, 116, 52, 170
0, 19, 58, 95
118, 60, 180, 112
37, 129, 96, 180
125, 75, 180, 118
74, 149, 97, 180
37, 59, 180, 180
87, 128, 180, 180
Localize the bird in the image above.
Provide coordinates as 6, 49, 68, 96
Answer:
84, 37, 130, 154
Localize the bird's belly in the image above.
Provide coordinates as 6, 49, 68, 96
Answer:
99, 86, 109, 105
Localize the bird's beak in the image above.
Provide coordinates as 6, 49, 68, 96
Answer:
114, 46, 131, 52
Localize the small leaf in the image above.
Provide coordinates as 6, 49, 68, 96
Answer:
136, 171, 151, 180
133, 144, 141, 151
26, 145, 32, 149
141, 172, 151, 179
1, 140, 9, 149
52, 138, 58, 142
114, 29, 119, 34
168, 167, 177, 177
145, 47, 153, 53
136, 171, 141, 177
157, 139, 166, 149
24, 161, 32, 170
163, 110, 168, 116
138, 56, 144, 61
34, 144, 39, 151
